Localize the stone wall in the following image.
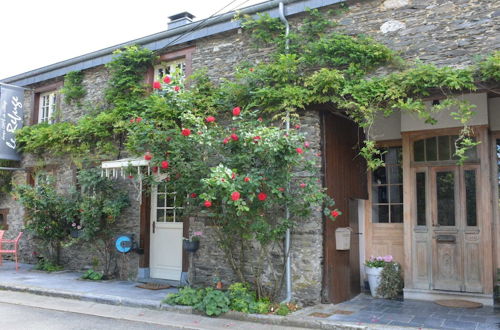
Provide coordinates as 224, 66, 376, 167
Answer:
0, 0, 498, 304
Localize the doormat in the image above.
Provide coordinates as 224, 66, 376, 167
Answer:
136, 283, 171, 290
434, 299, 483, 308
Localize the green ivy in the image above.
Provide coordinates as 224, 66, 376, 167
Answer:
61, 71, 86, 105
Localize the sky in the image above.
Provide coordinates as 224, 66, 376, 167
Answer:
0, 0, 266, 80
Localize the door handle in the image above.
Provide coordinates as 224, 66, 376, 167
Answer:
153, 221, 156, 234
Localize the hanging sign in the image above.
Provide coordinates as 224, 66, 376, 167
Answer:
0, 84, 24, 161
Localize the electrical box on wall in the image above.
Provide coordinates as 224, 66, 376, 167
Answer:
335, 227, 352, 250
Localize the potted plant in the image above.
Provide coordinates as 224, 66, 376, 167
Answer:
365, 255, 393, 297
70, 222, 83, 238
183, 231, 202, 252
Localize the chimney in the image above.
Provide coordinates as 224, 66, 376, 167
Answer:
168, 12, 195, 29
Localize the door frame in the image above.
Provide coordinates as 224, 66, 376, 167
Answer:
147, 177, 189, 281
403, 126, 494, 298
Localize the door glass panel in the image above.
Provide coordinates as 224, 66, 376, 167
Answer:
372, 186, 388, 203
426, 137, 437, 161
165, 209, 174, 222
436, 171, 455, 226
372, 205, 389, 223
465, 170, 477, 227
389, 185, 403, 203
157, 193, 165, 207
156, 209, 165, 222
438, 136, 450, 160
389, 166, 402, 184
414, 139, 425, 161
390, 205, 403, 223
416, 172, 426, 226
373, 167, 387, 184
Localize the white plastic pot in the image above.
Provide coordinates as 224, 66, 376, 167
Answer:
365, 266, 383, 297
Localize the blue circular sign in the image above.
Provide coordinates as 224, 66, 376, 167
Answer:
115, 235, 132, 253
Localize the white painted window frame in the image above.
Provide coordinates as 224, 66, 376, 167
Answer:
38, 91, 57, 124
154, 59, 186, 81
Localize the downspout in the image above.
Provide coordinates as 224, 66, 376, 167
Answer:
279, 1, 292, 304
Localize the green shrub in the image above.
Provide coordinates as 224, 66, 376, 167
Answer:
227, 283, 255, 313
275, 303, 291, 316
164, 287, 204, 306
195, 288, 230, 316
81, 269, 103, 281
35, 258, 63, 272
377, 262, 404, 299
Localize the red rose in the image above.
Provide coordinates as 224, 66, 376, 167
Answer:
231, 191, 241, 201
128, 175, 134, 179
144, 152, 153, 161
316, 152, 321, 157
206, 116, 216, 123
231, 173, 236, 179
257, 117, 263, 122
181, 128, 191, 136
278, 187, 285, 192
161, 161, 169, 169
204, 200, 212, 208
153, 81, 161, 89
223, 138, 229, 144
304, 141, 310, 148
331, 210, 339, 218
163, 76, 171, 84
253, 136, 261, 143
257, 192, 267, 201
232, 107, 241, 116
136, 117, 142, 123
244, 177, 250, 182
296, 147, 304, 154
190, 193, 197, 198
130, 118, 135, 123
300, 183, 306, 188
231, 133, 239, 141
152, 166, 158, 173
174, 86, 180, 92
295, 124, 300, 129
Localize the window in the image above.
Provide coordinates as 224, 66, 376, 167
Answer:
155, 183, 183, 223
154, 59, 186, 81
413, 135, 477, 162
372, 146, 403, 223
0, 209, 9, 230
38, 91, 57, 124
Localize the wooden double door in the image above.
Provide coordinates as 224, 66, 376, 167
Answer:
414, 165, 483, 293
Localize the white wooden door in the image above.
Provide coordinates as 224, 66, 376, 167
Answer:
150, 183, 183, 280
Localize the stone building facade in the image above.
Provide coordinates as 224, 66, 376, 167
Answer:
1, 0, 499, 305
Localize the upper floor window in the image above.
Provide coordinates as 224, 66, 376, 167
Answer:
372, 146, 403, 223
38, 91, 57, 124
154, 59, 185, 81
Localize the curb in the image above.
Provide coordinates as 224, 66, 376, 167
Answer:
0, 283, 368, 329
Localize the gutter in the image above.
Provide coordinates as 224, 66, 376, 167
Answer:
1, 0, 346, 87
279, 1, 292, 304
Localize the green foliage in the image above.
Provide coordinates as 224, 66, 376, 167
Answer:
81, 269, 104, 280
164, 286, 205, 306
196, 288, 231, 316
35, 258, 64, 272
61, 71, 86, 105
228, 282, 256, 313
377, 262, 404, 299
14, 179, 78, 264
478, 51, 500, 82
237, 12, 285, 48
275, 303, 291, 316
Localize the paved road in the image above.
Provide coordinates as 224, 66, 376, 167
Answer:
0, 291, 305, 330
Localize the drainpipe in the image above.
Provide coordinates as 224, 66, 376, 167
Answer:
279, 1, 292, 304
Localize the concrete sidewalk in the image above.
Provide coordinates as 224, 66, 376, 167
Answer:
0, 260, 439, 329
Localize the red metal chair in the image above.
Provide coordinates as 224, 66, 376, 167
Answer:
0, 232, 23, 271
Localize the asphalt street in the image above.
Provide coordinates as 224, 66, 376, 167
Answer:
0, 290, 305, 330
